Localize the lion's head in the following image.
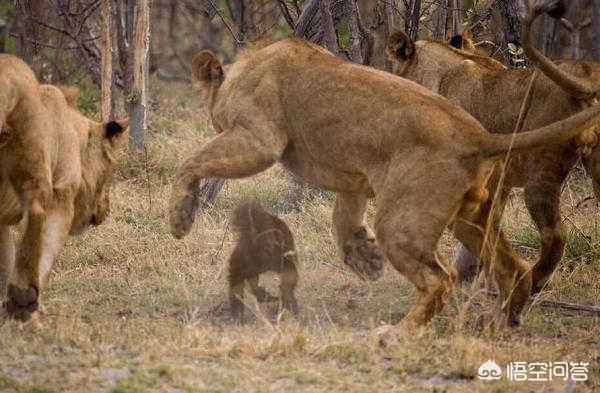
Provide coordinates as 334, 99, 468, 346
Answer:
58, 87, 128, 235
385, 30, 505, 92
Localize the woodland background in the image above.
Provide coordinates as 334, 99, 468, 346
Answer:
2, 0, 600, 148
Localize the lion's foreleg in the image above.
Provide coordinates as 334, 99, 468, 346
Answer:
0, 225, 15, 297
5, 197, 73, 321
169, 125, 286, 239
332, 192, 383, 281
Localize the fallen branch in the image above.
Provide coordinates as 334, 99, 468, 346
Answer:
155, 68, 189, 82
488, 290, 600, 315
537, 300, 600, 314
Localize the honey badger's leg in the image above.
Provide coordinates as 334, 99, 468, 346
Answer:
0, 226, 15, 296
373, 161, 461, 328
5, 198, 73, 321
229, 276, 245, 322
333, 193, 383, 281
524, 174, 566, 294
169, 124, 287, 239
453, 191, 532, 327
247, 276, 277, 302
279, 265, 299, 316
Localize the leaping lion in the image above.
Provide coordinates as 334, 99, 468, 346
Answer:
169, 39, 600, 330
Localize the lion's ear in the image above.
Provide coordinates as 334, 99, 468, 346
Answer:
545, 0, 566, 19
462, 28, 473, 41
104, 119, 128, 143
448, 34, 464, 50
59, 86, 80, 108
449, 29, 475, 52
191, 50, 224, 86
385, 31, 415, 61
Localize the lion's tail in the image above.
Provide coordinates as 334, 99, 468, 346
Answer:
480, 103, 600, 157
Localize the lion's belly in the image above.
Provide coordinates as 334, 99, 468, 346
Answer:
280, 145, 374, 196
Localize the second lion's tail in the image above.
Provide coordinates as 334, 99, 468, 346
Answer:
480, 103, 600, 157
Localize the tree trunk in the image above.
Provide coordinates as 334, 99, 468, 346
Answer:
451, 0, 461, 36
494, 0, 521, 45
405, 0, 422, 41
0, 7, 10, 54
433, 0, 448, 40
346, 0, 363, 62
15, 2, 34, 64
128, 0, 151, 150
383, 0, 394, 71
493, 0, 529, 65
320, 0, 339, 54
101, 0, 116, 122
594, 0, 600, 61
569, 0, 581, 59
592, 0, 600, 62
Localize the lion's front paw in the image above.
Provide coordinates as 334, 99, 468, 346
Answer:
342, 227, 384, 281
4, 284, 38, 321
169, 189, 200, 239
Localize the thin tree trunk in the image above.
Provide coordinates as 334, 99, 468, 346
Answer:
0, 23, 7, 53
15, 2, 33, 63
594, 0, 600, 61
495, 0, 521, 44
383, 0, 394, 71
346, 0, 363, 62
405, 0, 422, 41
293, 0, 320, 38
320, 0, 339, 55
101, 0, 116, 122
451, 0, 461, 36
433, 0, 448, 40
570, 0, 580, 59
128, 0, 151, 150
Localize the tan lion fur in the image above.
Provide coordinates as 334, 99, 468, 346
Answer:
0, 73, 127, 321
386, 5, 600, 294
169, 39, 600, 329
227, 202, 299, 321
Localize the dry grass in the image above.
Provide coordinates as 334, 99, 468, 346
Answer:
0, 79, 598, 392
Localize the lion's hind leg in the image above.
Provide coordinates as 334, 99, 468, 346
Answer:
453, 209, 532, 327
524, 177, 566, 294
373, 163, 465, 330
169, 124, 287, 239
